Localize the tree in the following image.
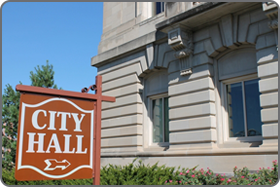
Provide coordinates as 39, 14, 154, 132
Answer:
2, 61, 60, 170
30, 60, 59, 89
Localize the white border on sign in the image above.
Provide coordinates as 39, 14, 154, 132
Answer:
17, 97, 94, 179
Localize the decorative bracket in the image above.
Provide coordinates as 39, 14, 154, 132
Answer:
168, 25, 193, 76
263, 2, 278, 51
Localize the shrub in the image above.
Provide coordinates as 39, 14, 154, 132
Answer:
1, 159, 278, 185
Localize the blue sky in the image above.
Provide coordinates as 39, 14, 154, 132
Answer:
2, 2, 103, 93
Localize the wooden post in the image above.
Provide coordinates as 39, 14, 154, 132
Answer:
94, 75, 102, 185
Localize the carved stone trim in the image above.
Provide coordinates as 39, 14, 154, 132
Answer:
167, 25, 193, 76
263, 2, 278, 30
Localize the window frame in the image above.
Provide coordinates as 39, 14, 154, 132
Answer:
147, 93, 169, 148
221, 74, 263, 142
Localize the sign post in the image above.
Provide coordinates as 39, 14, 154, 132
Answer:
15, 75, 115, 184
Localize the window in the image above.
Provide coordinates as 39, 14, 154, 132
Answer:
225, 78, 262, 138
143, 70, 169, 148
151, 96, 169, 143
156, 2, 164, 14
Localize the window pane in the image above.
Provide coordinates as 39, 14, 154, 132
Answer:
164, 97, 169, 142
152, 98, 163, 143
156, 2, 164, 14
227, 83, 245, 137
244, 79, 262, 136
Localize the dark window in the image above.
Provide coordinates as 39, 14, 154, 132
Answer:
227, 79, 262, 137
156, 2, 164, 14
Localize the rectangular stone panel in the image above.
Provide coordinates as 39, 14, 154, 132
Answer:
101, 136, 142, 147
169, 103, 216, 119
103, 83, 143, 98
168, 64, 213, 85
102, 74, 140, 91
169, 90, 215, 108
169, 77, 214, 96
102, 94, 142, 110
102, 63, 142, 83
258, 61, 278, 78
101, 125, 142, 138
102, 114, 143, 128
102, 103, 142, 119
262, 123, 278, 138
170, 129, 217, 143
169, 116, 216, 132
260, 92, 278, 108
259, 77, 278, 93
261, 107, 278, 123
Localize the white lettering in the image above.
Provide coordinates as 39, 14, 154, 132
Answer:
32, 110, 47, 130
71, 113, 85, 132
46, 133, 62, 153
76, 135, 87, 154
26, 133, 46, 153
47, 111, 57, 130
63, 134, 75, 153
57, 112, 71, 131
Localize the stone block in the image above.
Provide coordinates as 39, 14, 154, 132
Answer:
98, 52, 145, 74
238, 13, 250, 43
203, 39, 216, 56
261, 107, 278, 123
169, 77, 214, 96
193, 27, 209, 42
170, 129, 217, 143
102, 103, 143, 119
259, 77, 278, 93
102, 74, 140, 92
260, 92, 278, 108
220, 14, 233, 47
169, 116, 216, 132
101, 125, 142, 138
262, 123, 278, 138
169, 90, 215, 108
101, 146, 142, 153
193, 41, 204, 54
168, 64, 213, 85
257, 46, 278, 64
258, 61, 278, 78
103, 83, 143, 98
102, 114, 143, 129
102, 94, 142, 110
209, 24, 224, 51
169, 103, 216, 119
102, 63, 143, 83
192, 52, 213, 67
256, 32, 276, 50
101, 136, 142, 147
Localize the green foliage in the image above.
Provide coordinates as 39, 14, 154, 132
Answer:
1, 160, 278, 185
2, 60, 60, 170
30, 60, 60, 89
100, 158, 178, 185
2, 83, 21, 170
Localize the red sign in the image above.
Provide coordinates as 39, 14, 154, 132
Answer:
15, 76, 115, 183
15, 93, 95, 181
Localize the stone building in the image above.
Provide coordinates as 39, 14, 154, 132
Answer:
91, 2, 278, 173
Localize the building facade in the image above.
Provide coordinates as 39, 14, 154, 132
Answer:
91, 2, 278, 173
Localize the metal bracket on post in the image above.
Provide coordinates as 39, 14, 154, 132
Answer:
81, 85, 97, 93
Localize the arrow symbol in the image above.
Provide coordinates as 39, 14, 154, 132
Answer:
44, 159, 71, 171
